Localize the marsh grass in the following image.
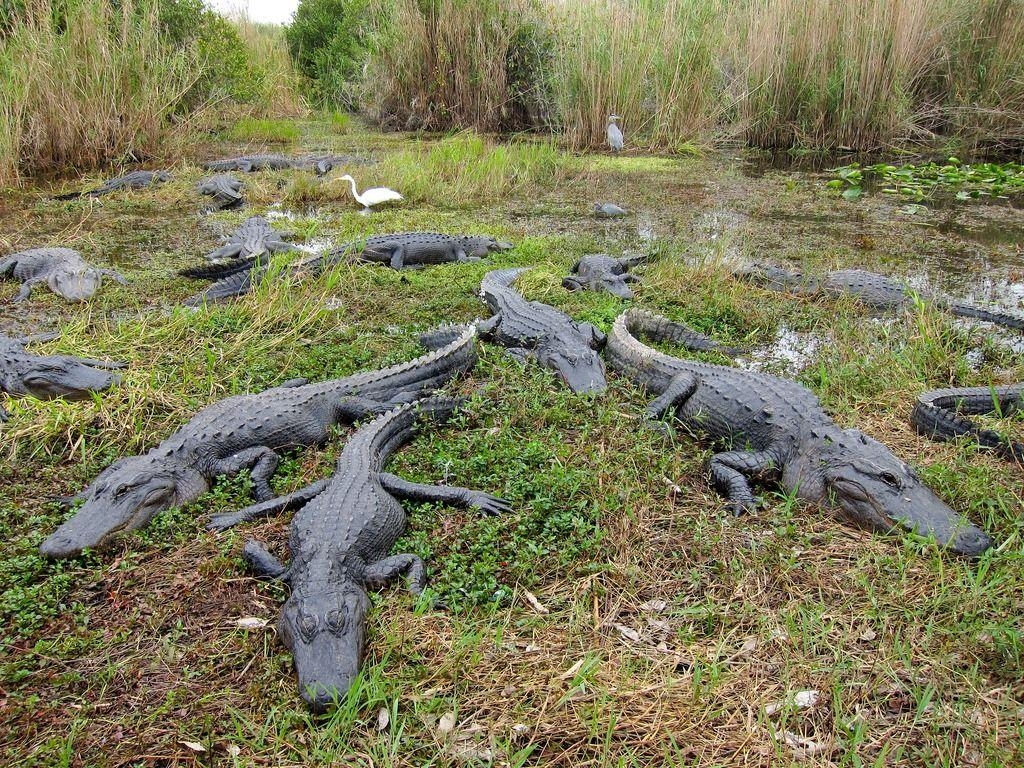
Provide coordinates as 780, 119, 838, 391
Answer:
223, 117, 302, 143
232, 18, 306, 117
0, 0, 202, 184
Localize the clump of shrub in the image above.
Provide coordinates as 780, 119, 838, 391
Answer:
285, 0, 371, 108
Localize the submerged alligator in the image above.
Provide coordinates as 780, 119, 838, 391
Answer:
197, 174, 244, 209
1, 334, 124, 421
54, 170, 170, 200
739, 264, 1024, 331
606, 308, 992, 556
479, 268, 607, 394
39, 325, 480, 558
912, 384, 1023, 462
180, 232, 514, 305
202, 154, 357, 176
207, 398, 510, 712
1, 248, 126, 302
563, 254, 644, 299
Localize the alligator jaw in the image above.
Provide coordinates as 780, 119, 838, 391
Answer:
49, 268, 103, 302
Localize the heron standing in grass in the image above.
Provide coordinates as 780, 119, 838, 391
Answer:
607, 114, 624, 152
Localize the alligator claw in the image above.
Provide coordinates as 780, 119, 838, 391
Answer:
470, 493, 513, 516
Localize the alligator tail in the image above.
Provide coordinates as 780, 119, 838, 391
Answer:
179, 257, 258, 279
912, 386, 1024, 462
623, 308, 738, 355
183, 269, 259, 306
352, 397, 466, 468
948, 302, 1024, 331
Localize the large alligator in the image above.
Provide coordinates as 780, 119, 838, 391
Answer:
39, 325, 480, 558
563, 254, 644, 299
203, 154, 357, 176
207, 398, 510, 712
478, 268, 607, 394
1, 334, 124, 421
197, 174, 244, 209
606, 308, 992, 556
201, 216, 295, 262
54, 170, 170, 200
179, 232, 514, 305
1, 247, 126, 302
738, 263, 1024, 331
911, 384, 1023, 462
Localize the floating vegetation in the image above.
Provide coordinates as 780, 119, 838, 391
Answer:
829, 159, 1024, 203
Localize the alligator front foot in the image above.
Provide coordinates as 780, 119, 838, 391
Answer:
363, 553, 427, 595
242, 539, 289, 580
645, 372, 699, 420
709, 449, 778, 516
208, 478, 332, 531
379, 473, 513, 516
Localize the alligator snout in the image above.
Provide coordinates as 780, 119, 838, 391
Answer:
38, 532, 80, 559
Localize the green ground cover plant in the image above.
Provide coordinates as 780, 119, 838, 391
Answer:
829, 159, 1024, 202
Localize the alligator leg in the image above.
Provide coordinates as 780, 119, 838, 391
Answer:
100, 269, 128, 285
207, 478, 332, 531
380, 473, 512, 516
476, 314, 501, 336
389, 248, 405, 269
214, 447, 282, 501
242, 539, 289, 580
578, 321, 607, 350
644, 372, 700, 420
708, 450, 779, 515
14, 277, 45, 302
334, 396, 403, 422
562, 277, 584, 291
363, 554, 427, 595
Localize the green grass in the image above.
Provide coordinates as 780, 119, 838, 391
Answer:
1, 115, 1022, 767
223, 117, 302, 143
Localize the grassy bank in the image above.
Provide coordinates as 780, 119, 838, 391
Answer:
0, 116, 1022, 765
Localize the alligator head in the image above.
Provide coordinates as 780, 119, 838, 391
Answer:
536, 344, 607, 394
801, 429, 992, 557
10, 356, 120, 400
39, 454, 207, 558
462, 236, 514, 256
48, 266, 104, 302
279, 582, 371, 713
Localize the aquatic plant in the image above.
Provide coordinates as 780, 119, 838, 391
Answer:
829, 159, 1024, 202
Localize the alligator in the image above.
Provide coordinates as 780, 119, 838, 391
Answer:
911, 384, 1023, 462
206, 397, 511, 712
1, 334, 124, 421
605, 308, 993, 556
563, 254, 644, 299
202, 154, 359, 175
738, 263, 1024, 331
39, 325, 480, 558
1, 247, 127, 302
593, 202, 627, 218
197, 174, 244, 209
478, 268, 608, 394
54, 170, 170, 200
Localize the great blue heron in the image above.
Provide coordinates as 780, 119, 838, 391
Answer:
336, 174, 404, 212
606, 114, 624, 152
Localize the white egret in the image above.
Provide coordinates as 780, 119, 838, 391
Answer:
606, 114, 624, 152
337, 174, 404, 212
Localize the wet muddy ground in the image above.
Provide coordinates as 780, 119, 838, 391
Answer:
1, 120, 1022, 767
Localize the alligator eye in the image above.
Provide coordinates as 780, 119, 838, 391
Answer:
297, 611, 320, 640
879, 472, 901, 489
326, 607, 349, 635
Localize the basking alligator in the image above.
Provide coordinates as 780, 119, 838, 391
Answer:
479, 268, 607, 394
203, 154, 356, 176
593, 202, 627, 218
563, 254, 644, 299
207, 398, 510, 712
201, 216, 295, 262
1, 334, 124, 421
739, 264, 1024, 331
39, 325, 480, 558
606, 308, 992, 556
197, 174, 244, 209
912, 384, 1023, 462
54, 170, 170, 200
1, 248, 126, 302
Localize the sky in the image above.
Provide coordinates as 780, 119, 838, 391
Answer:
206, 0, 300, 24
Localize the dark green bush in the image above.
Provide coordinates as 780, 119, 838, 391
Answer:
285, 0, 370, 107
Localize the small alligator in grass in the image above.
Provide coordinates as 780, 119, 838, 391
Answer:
207, 397, 510, 712
202, 216, 295, 262
39, 325, 480, 558
54, 170, 170, 200
912, 384, 1023, 462
1, 334, 124, 422
1, 247, 127, 302
203, 154, 359, 175
479, 267, 608, 394
593, 202, 627, 218
605, 308, 993, 556
738, 263, 1024, 331
563, 254, 644, 299
197, 174, 244, 209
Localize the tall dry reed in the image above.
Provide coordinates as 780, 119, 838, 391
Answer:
233, 17, 307, 117
0, 0, 201, 185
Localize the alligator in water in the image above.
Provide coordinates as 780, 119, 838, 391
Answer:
197, 174, 244, 209
1, 248, 127, 302
478, 267, 608, 394
1, 334, 124, 421
563, 254, 644, 299
203, 154, 359, 175
207, 397, 510, 712
54, 170, 170, 200
39, 325, 480, 558
605, 308, 992, 556
738, 263, 1024, 331
912, 384, 1023, 462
